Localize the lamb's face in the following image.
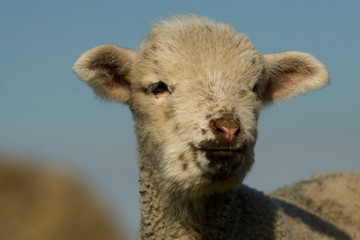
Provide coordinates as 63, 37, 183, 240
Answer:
73, 16, 329, 198
129, 25, 265, 196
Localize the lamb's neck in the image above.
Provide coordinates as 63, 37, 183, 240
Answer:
138, 162, 238, 240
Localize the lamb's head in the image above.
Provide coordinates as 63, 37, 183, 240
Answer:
73, 16, 328, 199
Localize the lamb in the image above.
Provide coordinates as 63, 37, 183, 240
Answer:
73, 15, 360, 239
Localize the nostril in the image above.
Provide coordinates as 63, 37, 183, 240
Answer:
209, 113, 242, 142
216, 127, 225, 134
215, 126, 241, 142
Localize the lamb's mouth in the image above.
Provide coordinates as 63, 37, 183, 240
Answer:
193, 146, 248, 180
201, 149, 245, 168
201, 148, 246, 157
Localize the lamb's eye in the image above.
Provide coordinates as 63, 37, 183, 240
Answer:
252, 84, 259, 93
150, 81, 170, 96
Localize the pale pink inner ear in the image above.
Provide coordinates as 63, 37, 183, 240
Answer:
262, 52, 329, 103
73, 44, 137, 104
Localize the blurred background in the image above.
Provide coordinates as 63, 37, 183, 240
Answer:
1, 1, 359, 239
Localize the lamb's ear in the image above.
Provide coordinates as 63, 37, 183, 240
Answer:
261, 51, 329, 104
73, 44, 137, 104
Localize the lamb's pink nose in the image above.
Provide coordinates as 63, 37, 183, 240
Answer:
215, 125, 241, 142
209, 113, 241, 142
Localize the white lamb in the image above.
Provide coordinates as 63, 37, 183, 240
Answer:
73, 15, 360, 240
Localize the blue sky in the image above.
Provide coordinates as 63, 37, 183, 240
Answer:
1, 0, 359, 238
